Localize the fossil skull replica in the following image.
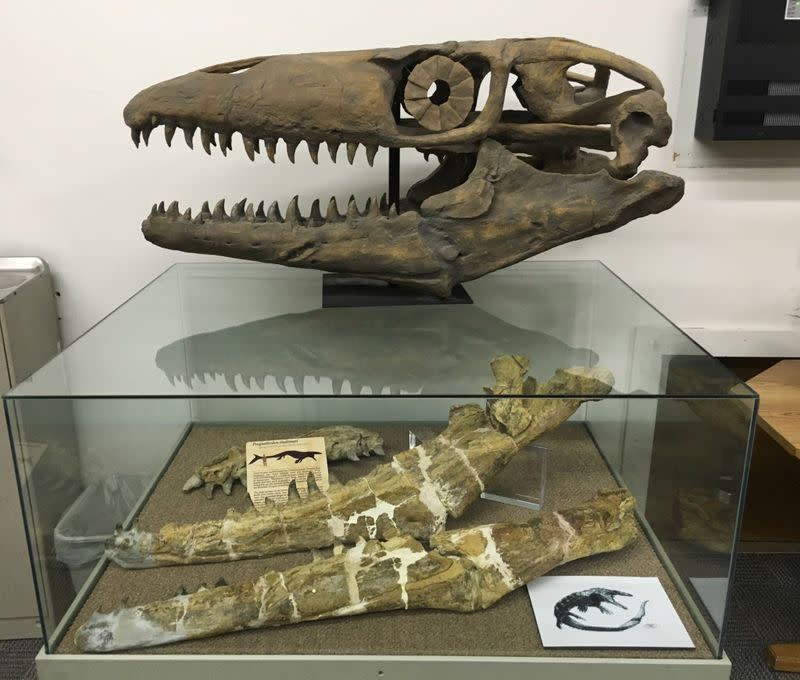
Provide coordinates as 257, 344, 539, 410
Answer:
124, 39, 684, 295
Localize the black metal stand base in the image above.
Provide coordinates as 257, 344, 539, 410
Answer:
322, 274, 473, 308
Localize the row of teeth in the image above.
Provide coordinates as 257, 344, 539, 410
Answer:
148, 194, 397, 226
131, 118, 383, 166
166, 371, 416, 395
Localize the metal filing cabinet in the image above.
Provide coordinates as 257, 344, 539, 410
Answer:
0, 257, 61, 638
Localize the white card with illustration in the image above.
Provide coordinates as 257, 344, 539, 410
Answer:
527, 575, 695, 649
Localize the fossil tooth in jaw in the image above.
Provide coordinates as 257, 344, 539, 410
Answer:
200, 129, 214, 155
326, 141, 339, 162
183, 124, 195, 148
346, 142, 358, 164
164, 123, 176, 146
307, 141, 320, 164
286, 140, 298, 163
243, 136, 257, 161
266, 200, 282, 222
264, 138, 277, 162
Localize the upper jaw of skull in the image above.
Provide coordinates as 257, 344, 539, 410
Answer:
124, 38, 672, 183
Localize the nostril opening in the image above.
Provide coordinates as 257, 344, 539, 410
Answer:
427, 79, 451, 105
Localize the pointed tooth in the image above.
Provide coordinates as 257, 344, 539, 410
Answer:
245, 203, 255, 222
193, 212, 204, 224
326, 141, 339, 162
222, 478, 233, 496
131, 128, 141, 147
287, 479, 301, 501
264, 138, 276, 162
367, 196, 380, 217
231, 198, 246, 219
307, 473, 320, 494
267, 201, 283, 222
142, 127, 152, 146
182, 207, 192, 220
286, 140, 298, 163
255, 200, 266, 219
346, 196, 359, 221
167, 201, 179, 218
219, 131, 230, 156
308, 199, 322, 225
286, 195, 302, 225
164, 123, 176, 146
201, 129, 214, 155
307, 141, 319, 164
379, 193, 388, 212
365, 144, 378, 166
243, 136, 256, 161
389, 204, 399, 217
223, 132, 232, 150
326, 197, 340, 222
183, 124, 196, 149
150, 203, 158, 216
158, 201, 166, 214
204, 483, 214, 500
151, 114, 159, 127
346, 450, 360, 462
201, 201, 211, 217
182, 474, 202, 492
213, 199, 227, 220
346, 142, 358, 164
373, 445, 385, 456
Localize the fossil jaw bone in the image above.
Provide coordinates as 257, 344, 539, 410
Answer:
140, 140, 683, 297
105, 356, 614, 569
124, 38, 684, 296
77, 489, 637, 652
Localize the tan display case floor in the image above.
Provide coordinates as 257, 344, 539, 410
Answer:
56, 422, 713, 659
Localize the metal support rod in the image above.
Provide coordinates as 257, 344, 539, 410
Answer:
389, 101, 401, 209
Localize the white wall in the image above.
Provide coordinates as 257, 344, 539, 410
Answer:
1, 1, 798, 355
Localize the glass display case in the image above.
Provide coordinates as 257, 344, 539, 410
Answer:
4, 261, 756, 680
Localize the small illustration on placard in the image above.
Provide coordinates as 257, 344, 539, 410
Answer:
787, 0, 800, 20
527, 576, 694, 649
249, 450, 323, 465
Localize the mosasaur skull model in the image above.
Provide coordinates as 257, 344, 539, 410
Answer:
124, 38, 684, 296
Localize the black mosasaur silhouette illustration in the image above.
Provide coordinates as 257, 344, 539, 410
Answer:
249, 450, 323, 465
554, 588, 648, 632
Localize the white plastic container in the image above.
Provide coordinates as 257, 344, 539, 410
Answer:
54, 474, 149, 590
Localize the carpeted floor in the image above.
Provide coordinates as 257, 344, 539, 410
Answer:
0, 637, 39, 680
725, 553, 800, 680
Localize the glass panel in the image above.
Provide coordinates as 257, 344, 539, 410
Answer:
7, 262, 752, 399
6, 396, 191, 651
586, 392, 756, 657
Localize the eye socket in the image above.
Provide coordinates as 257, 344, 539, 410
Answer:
403, 56, 474, 131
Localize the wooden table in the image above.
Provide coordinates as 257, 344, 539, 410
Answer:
748, 360, 800, 672
747, 360, 800, 458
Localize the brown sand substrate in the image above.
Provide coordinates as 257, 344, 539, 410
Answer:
56, 422, 712, 659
